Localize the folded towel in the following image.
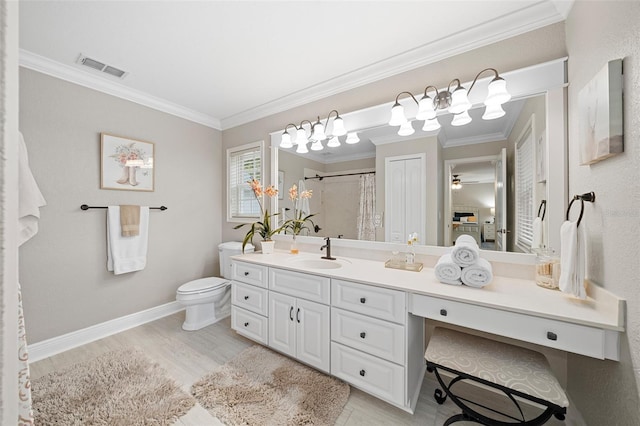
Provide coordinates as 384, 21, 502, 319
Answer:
434, 254, 462, 285
120, 205, 141, 237
559, 220, 587, 299
531, 217, 544, 250
461, 258, 494, 288
451, 234, 480, 267
18, 132, 47, 246
107, 206, 149, 275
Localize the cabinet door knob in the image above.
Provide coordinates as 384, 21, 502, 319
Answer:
244, 322, 249, 327
360, 332, 366, 339
359, 369, 366, 377
547, 331, 558, 341
244, 271, 249, 276
244, 295, 249, 300
360, 297, 366, 304
440, 309, 447, 316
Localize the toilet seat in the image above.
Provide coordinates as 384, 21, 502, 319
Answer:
177, 277, 229, 295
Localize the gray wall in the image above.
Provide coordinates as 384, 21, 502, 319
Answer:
19, 68, 222, 343
565, 1, 640, 424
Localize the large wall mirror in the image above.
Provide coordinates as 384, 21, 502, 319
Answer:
270, 58, 567, 254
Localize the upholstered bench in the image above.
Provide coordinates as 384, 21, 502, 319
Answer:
425, 327, 568, 425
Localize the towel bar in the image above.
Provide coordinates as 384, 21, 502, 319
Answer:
537, 199, 546, 221
565, 192, 595, 227
80, 204, 167, 211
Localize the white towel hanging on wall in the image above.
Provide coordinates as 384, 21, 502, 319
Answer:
18, 132, 46, 246
107, 206, 149, 274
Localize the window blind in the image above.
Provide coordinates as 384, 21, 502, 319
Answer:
515, 128, 534, 251
228, 143, 262, 220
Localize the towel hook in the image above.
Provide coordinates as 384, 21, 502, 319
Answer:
565, 192, 595, 227
537, 200, 547, 221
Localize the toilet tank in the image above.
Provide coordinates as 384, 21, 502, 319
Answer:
219, 241, 254, 279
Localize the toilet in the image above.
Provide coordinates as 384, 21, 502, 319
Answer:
176, 241, 254, 331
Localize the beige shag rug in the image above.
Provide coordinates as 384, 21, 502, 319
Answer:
192, 345, 350, 425
32, 349, 195, 425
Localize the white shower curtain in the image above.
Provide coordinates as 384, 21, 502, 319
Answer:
357, 174, 376, 241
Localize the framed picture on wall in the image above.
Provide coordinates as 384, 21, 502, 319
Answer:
578, 59, 624, 165
101, 133, 155, 191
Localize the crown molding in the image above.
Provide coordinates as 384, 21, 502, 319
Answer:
220, 1, 565, 130
19, 49, 222, 130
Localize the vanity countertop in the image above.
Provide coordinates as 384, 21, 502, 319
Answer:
232, 251, 624, 332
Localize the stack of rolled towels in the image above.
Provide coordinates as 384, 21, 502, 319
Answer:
435, 235, 493, 288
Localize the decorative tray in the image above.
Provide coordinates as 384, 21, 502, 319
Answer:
384, 260, 424, 272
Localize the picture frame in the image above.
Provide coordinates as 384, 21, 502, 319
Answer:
536, 133, 546, 183
278, 170, 284, 200
101, 133, 155, 191
578, 59, 624, 165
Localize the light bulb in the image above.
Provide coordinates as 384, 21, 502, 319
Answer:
451, 110, 472, 126
295, 127, 308, 145
331, 116, 347, 136
327, 136, 341, 148
398, 121, 415, 136
345, 132, 360, 144
422, 117, 441, 132
311, 120, 326, 141
416, 95, 437, 120
389, 103, 407, 126
482, 103, 506, 120
310, 140, 324, 151
449, 87, 472, 114
484, 77, 511, 106
280, 131, 293, 148
296, 141, 309, 154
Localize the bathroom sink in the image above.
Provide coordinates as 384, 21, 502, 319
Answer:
289, 258, 349, 270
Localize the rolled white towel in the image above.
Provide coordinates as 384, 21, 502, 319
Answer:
434, 254, 462, 285
461, 258, 493, 288
451, 235, 480, 267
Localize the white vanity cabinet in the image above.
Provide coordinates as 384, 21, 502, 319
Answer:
230, 262, 269, 344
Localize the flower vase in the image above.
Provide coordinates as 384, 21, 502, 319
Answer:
290, 235, 299, 254
261, 240, 275, 254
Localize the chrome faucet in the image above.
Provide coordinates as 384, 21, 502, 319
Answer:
320, 237, 336, 260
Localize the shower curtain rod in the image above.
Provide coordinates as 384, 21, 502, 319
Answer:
304, 171, 375, 181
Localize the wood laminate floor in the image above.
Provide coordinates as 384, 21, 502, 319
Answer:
30, 313, 583, 425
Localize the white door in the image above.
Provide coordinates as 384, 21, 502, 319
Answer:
385, 155, 426, 244
268, 292, 296, 357
295, 299, 330, 373
495, 148, 508, 251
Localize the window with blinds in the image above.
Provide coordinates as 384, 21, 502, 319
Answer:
227, 141, 263, 222
515, 127, 534, 251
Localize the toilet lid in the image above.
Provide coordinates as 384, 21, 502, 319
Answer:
178, 277, 229, 294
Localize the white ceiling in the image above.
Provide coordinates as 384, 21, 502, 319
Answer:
18, 1, 573, 130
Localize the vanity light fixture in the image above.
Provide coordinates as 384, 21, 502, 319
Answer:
280, 110, 356, 154
389, 68, 511, 134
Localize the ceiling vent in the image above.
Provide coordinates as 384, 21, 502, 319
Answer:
76, 54, 128, 79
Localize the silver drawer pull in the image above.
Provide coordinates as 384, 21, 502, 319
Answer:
440, 309, 447, 316
360, 332, 366, 339
360, 297, 366, 304
244, 295, 249, 300
547, 331, 558, 341
244, 322, 249, 327
244, 271, 249, 276
359, 369, 366, 377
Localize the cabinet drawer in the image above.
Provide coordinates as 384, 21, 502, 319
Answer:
232, 261, 268, 288
331, 342, 404, 407
331, 308, 405, 364
232, 282, 268, 316
332, 279, 405, 324
269, 268, 330, 304
231, 306, 268, 345
409, 294, 606, 359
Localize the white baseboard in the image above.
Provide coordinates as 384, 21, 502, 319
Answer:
28, 301, 185, 363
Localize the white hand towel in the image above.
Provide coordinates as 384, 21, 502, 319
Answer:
107, 206, 149, 275
18, 132, 47, 246
434, 254, 462, 285
559, 220, 587, 299
451, 234, 480, 267
531, 217, 544, 250
461, 258, 494, 288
